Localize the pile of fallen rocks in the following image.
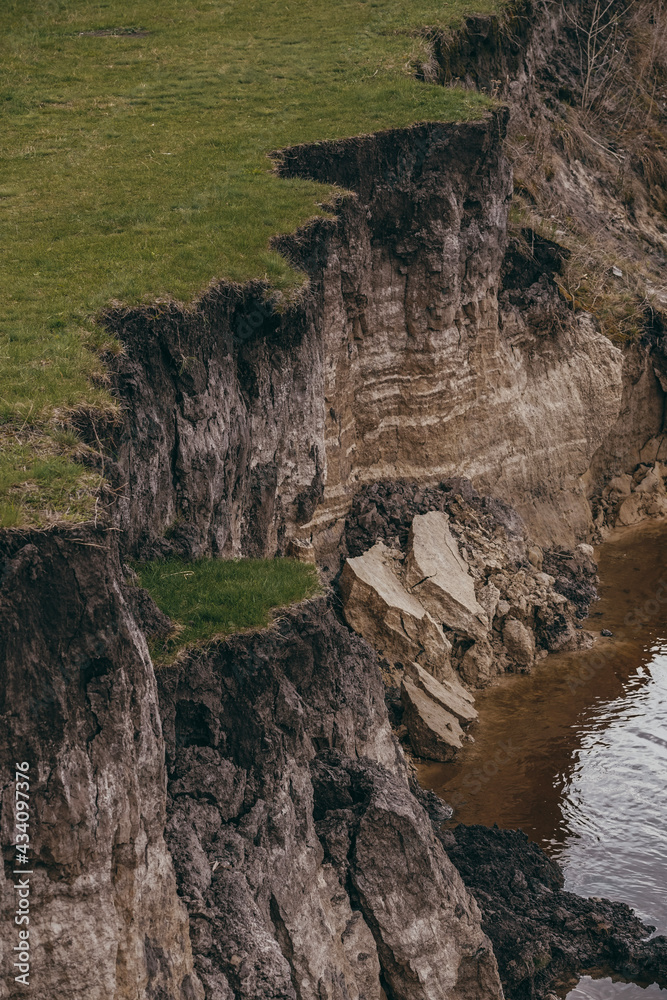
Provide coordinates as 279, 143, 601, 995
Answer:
339, 480, 596, 761
594, 460, 667, 529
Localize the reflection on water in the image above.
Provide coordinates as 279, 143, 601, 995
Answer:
416, 521, 667, 999
569, 978, 666, 1000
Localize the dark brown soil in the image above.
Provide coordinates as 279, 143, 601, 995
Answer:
78, 28, 150, 37
441, 823, 667, 999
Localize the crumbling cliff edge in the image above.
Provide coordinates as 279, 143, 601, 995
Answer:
2, 5, 667, 995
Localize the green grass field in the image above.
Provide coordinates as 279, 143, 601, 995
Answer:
135, 556, 320, 660
1, 0, 496, 524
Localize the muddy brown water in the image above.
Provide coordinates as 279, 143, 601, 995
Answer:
417, 520, 667, 1000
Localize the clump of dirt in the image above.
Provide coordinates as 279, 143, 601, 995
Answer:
78, 27, 150, 37
542, 547, 598, 617
343, 478, 523, 560
442, 822, 667, 999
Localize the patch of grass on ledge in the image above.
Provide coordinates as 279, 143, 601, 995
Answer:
136, 557, 321, 662
0, 430, 103, 528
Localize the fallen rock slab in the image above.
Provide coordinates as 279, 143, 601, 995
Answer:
502, 617, 536, 668
340, 541, 452, 676
405, 661, 477, 727
616, 492, 645, 526
405, 511, 488, 640
604, 473, 633, 498
459, 639, 501, 688
401, 677, 464, 761
635, 463, 666, 494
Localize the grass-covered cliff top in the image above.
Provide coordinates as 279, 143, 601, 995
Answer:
135, 557, 320, 662
1, 0, 494, 527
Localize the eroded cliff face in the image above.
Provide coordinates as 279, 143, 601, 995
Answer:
2, 534, 661, 1000
0, 532, 201, 1000
105, 280, 327, 562
106, 109, 634, 569
275, 121, 624, 560
157, 598, 502, 1000
0, 531, 505, 1000
2, 5, 667, 998
421, 0, 667, 520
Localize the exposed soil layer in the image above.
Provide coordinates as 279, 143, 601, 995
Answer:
342, 478, 523, 561
422, 0, 667, 507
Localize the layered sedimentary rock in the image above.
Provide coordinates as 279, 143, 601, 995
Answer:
0, 531, 200, 1000
423, 0, 667, 522
105, 109, 634, 569
278, 127, 624, 559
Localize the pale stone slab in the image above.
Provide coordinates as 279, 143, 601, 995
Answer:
340, 541, 452, 674
400, 677, 464, 761
405, 511, 488, 640
405, 661, 477, 726
502, 617, 536, 667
